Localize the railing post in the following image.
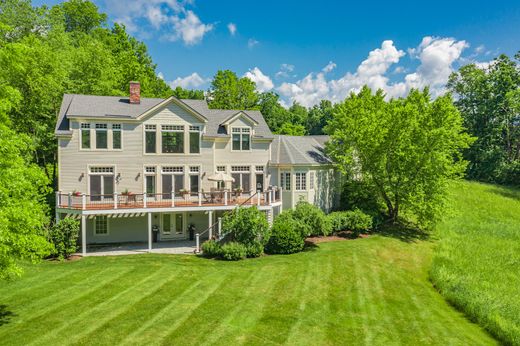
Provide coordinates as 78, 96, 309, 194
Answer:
198, 192, 202, 206
114, 192, 118, 209
55, 191, 60, 210
195, 233, 200, 253
218, 217, 222, 238
82, 194, 86, 210
143, 192, 147, 208
279, 187, 283, 204
224, 191, 228, 205
171, 190, 175, 207
68, 192, 72, 209
257, 190, 261, 206
269, 190, 273, 204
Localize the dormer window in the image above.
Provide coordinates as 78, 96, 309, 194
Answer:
232, 127, 251, 151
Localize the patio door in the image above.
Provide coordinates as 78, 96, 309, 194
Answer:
90, 175, 114, 201
161, 213, 185, 239
162, 174, 184, 198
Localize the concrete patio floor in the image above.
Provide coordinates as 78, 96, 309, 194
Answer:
81, 240, 198, 256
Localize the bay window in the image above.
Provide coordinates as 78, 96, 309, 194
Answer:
295, 172, 307, 191
280, 172, 291, 191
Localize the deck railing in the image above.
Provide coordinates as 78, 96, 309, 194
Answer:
56, 187, 282, 211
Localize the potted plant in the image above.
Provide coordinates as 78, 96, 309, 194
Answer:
121, 188, 133, 196
72, 190, 82, 197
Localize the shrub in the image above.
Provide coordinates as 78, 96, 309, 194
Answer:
328, 210, 373, 235
48, 218, 80, 260
265, 212, 306, 254
220, 242, 247, 261
201, 239, 221, 258
340, 178, 383, 216
221, 206, 271, 246
245, 242, 263, 258
292, 201, 332, 236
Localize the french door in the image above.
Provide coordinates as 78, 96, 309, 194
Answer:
161, 213, 185, 239
162, 174, 184, 198
90, 175, 114, 201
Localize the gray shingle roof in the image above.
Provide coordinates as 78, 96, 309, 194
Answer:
271, 135, 332, 165
180, 99, 272, 138
55, 95, 273, 139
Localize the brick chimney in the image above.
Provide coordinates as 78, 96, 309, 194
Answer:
129, 81, 140, 104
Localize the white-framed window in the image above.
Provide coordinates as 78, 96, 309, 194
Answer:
161, 125, 184, 154
231, 166, 251, 191
216, 166, 226, 172
144, 166, 156, 195
95, 124, 108, 149
112, 124, 122, 150
80, 123, 91, 149
255, 166, 264, 172
295, 172, 307, 191
189, 126, 201, 154
280, 172, 291, 191
94, 215, 109, 235
145, 124, 157, 153
309, 171, 315, 190
231, 127, 251, 151
189, 166, 200, 193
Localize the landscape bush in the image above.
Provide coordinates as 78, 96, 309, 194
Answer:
201, 239, 221, 258
220, 242, 247, 261
292, 201, 332, 236
48, 218, 80, 260
245, 242, 264, 258
221, 206, 270, 247
328, 209, 373, 235
265, 212, 306, 254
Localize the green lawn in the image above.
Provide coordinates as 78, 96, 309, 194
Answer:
0, 236, 494, 345
431, 181, 520, 345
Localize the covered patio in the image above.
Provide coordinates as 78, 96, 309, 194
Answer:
81, 240, 198, 256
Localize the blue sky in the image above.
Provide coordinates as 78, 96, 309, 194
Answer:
35, 0, 520, 106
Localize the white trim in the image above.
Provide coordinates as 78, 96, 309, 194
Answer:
221, 111, 258, 126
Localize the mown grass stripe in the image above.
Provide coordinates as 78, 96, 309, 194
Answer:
34, 266, 171, 345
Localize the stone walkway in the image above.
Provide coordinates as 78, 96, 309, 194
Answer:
80, 240, 198, 256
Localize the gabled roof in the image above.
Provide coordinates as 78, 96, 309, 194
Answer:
220, 111, 259, 126
55, 95, 273, 139
271, 135, 332, 165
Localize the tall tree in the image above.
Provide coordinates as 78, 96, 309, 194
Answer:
307, 100, 333, 135
326, 87, 473, 226
207, 70, 259, 109
0, 91, 53, 279
447, 53, 520, 185
258, 92, 291, 132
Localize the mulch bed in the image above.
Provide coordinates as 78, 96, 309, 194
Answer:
305, 231, 370, 244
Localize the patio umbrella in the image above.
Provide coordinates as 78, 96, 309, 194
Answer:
206, 172, 235, 182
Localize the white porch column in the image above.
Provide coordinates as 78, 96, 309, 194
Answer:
148, 212, 152, 252
279, 187, 283, 211
208, 210, 213, 239
218, 217, 222, 238
81, 214, 86, 256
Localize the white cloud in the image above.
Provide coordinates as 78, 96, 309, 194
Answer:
168, 10, 213, 45
169, 72, 209, 89
157, 72, 164, 80
227, 23, 237, 36
103, 0, 213, 45
248, 38, 259, 49
244, 67, 274, 92
322, 61, 337, 73
275, 63, 295, 79
277, 37, 469, 107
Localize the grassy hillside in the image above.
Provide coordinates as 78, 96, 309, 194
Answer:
0, 237, 493, 345
431, 181, 520, 345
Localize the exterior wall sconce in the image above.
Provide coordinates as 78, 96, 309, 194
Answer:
136, 172, 141, 181
116, 173, 122, 183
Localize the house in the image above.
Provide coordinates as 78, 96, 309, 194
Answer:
55, 82, 340, 255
